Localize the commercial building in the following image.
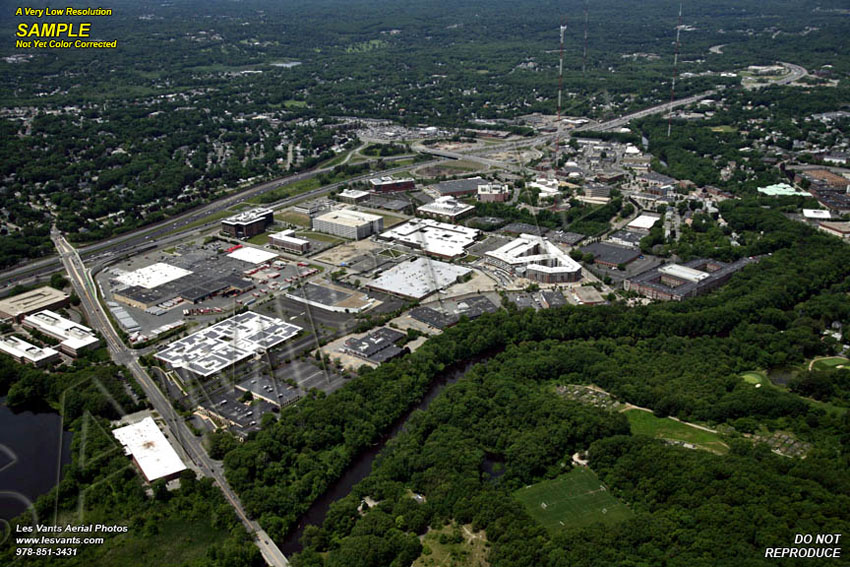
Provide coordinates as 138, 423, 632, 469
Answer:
0, 336, 60, 367
367, 257, 472, 300
155, 311, 301, 378
416, 196, 475, 222
312, 210, 384, 240
477, 183, 511, 203
626, 214, 662, 233
580, 242, 641, 269
606, 230, 644, 248
112, 417, 187, 482
226, 247, 278, 265
433, 177, 484, 197
818, 221, 850, 240
624, 257, 755, 301
269, 229, 311, 254
343, 327, 407, 364
485, 234, 582, 284
221, 208, 274, 238
0, 287, 69, 322
756, 183, 810, 197
369, 176, 415, 193
339, 189, 371, 204
22, 310, 100, 356
379, 218, 480, 259
802, 209, 831, 220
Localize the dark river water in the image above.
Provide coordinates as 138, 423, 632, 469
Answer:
0, 400, 73, 522
280, 356, 486, 555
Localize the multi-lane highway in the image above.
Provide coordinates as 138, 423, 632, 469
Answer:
51, 228, 290, 567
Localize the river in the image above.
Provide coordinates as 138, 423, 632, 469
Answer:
280, 356, 486, 555
0, 400, 73, 522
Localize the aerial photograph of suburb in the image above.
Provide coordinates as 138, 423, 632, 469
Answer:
1, 1, 849, 566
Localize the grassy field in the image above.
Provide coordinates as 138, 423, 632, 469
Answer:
625, 409, 728, 454
413, 522, 489, 567
247, 233, 270, 245
514, 468, 633, 534
249, 177, 321, 205
811, 357, 850, 371
276, 211, 311, 226
742, 370, 766, 385
709, 125, 737, 133
296, 230, 345, 244
283, 99, 308, 108
175, 209, 234, 233
66, 517, 231, 567
378, 213, 406, 227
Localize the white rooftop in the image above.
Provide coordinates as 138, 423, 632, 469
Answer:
227, 247, 279, 265
339, 188, 370, 199
270, 229, 310, 246
112, 417, 187, 482
115, 263, 192, 289
0, 336, 59, 364
757, 183, 809, 197
380, 218, 480, 258
222, 207, 273, 225
477, 183, 510, 195
314, 209, 383, 228
155, 311, 301, 377
23, 310, 100, 352
803, 209, 831, 220
485, 234, 582, 276
627, 214, 662, 231
658, 264, 711, 283
417, 196, 475, 218
529, 178, 561, 196
369, 257, 472, 299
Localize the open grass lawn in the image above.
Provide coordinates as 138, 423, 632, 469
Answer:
175, 209, 233, 233
625, 409, 728, 454
378, 213, 406, 228
65, 517, 230, 567
413, 522, 489, 567
811, 357, 850, 371
742, 371, 766, 385
276, 211, 311, 227
247, 233, 270, 245
514, 468, 633, 534
296, 230, 345, 244
709, 125, 737, 133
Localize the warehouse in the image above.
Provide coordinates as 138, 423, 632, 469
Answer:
0, 286, 70, 323
22, 310, 100, 356
624, 258, 755, 301
339, 189, 371, 204
367, 257, 472, 300
818, 221, 850, 240
112, 417, 187, 482
626, 214, 662, 233
0, 336, 60, 367
269, 229, 311, 254
221, 208, 274, 238
433, 177, 485, 197
485, 234, 582, 283
226, 247, 278, 265
343, 327, 407, 364
379, 218, 480, 259
312, 209, 384, 240
369, 176, 415, 193
155, 311, 301, 378
416, 196, 475, 222
580, 242, 641, 269
115, 263, 192, 289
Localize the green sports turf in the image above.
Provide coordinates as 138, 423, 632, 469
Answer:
812, 357, 850, 371
626, 409, 729, 454
514, 468, 633, 534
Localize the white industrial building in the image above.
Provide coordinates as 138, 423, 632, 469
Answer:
626, 214, 662, 233
312, 210, 384, 240
0, 336, 60, 367
112, 417, 187, 482
22, 310, 100, 356
226, 247, 279, 265
269, 229, 311, 254
477, 183, 511, 203
368, 257, 472, 300
528, 178, 562, 199
485, 234, 582, 283
379, 218, 480, 259
802, 209, 831, 220
416, 196, 475, 222
155, 311, 301, 378
115, 263, 192, 289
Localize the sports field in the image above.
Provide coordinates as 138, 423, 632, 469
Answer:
626, 409, 728, 454
514, 468, 633, 534
742, 371, 765, 385
811, 357, 850, 371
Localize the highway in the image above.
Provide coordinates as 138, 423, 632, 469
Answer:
573, 90, 718, 132
51, 228, 290, 567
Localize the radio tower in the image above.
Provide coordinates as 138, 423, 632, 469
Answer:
667, 2, 683, 137
556, 18, 567, 170
582, 3, 589, 75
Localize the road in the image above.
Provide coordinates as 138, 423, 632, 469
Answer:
51, 228, 290, 567
574, 90, 718, 133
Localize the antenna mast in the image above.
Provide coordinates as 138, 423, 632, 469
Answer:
667, 2, 683, 137
582, 3, 589, 75
556, 18, 567, 171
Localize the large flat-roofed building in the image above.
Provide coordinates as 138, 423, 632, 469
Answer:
379, 218, 480, 259
221, 208, 274, 238
369, 176, 415, 193
312, 210, 384, 240
0, 287, 70, 323
625, 257, 755, 301
580, 242, 642, 269
112, 417, 187, 482
0, 336, 60, 367
269, 229, 311, 254
416, 196, 475, 222
485, 234, 582, 284
818, 221, 850, 239
155, 311, 301, 378
368, 257, 472, 300
343, 327, 407, 364
22, 310, 100, 356
477, 183, 511, 203
626, 214, 662, 233
226, 247, 278, 265
339, 189, 371, 204
433, 177, 484, 197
